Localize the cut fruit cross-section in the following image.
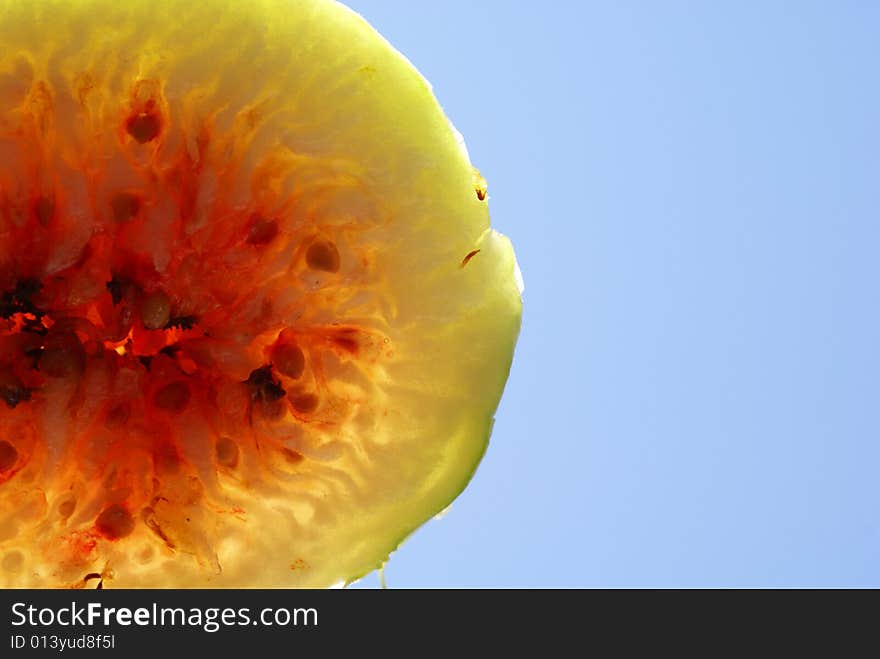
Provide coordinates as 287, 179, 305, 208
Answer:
0, 0, 522, 588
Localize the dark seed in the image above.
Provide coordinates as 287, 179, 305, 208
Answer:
271, 343, 305, 379
0, 441, 17, 471
247, 217, 279, 245
0, 370, 30, 409
215, 437, 239, 468
244, 365, 286, 402
33, 196, 54, 225
153, 381, 191, 414
95, 504, 135, 540
290, 392, 319, 414
110, 192, 141, 222
126, 112, 161, 143
305, 240, 340, 273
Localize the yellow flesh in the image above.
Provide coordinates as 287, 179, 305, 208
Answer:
0, 0, 521, 587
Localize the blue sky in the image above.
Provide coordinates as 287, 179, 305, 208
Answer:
347, 1, 880, 587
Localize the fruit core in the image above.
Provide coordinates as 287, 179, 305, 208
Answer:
0, 73, 391, 581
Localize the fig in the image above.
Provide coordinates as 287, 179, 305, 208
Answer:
0, 0, 521, 587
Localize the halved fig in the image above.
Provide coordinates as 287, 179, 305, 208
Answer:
0, 0, 522, 587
